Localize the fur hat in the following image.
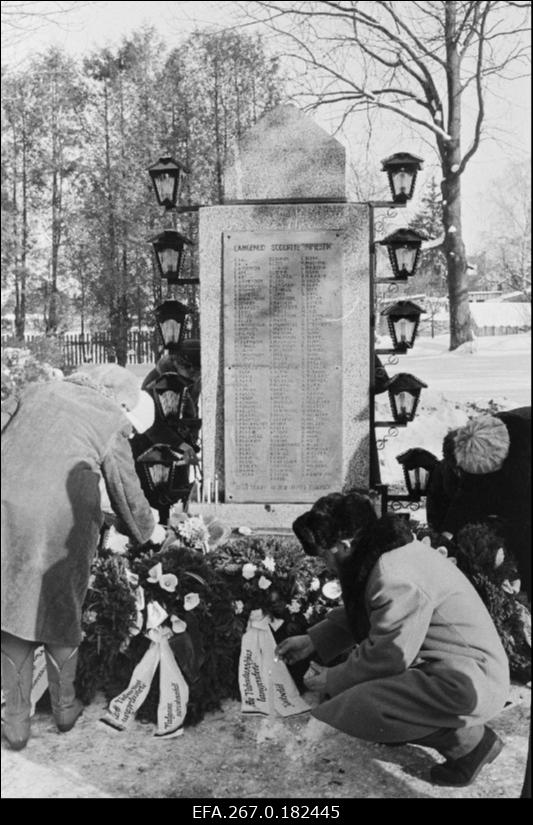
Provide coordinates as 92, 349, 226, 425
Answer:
453, 415, 510, 474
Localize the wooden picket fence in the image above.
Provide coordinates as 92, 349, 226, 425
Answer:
1, 329, 198, 367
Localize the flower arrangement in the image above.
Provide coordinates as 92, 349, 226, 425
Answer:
76, 515, 344, 727
208, 535, 342, 636
415, 522, 531, 683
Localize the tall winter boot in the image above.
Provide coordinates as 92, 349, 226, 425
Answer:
44, 646, 84, 733
1, 633, 36, 750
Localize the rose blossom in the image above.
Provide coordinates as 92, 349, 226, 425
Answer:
263, 556, 276, 573
258, 576, 272, 590
242, 563, 257, 580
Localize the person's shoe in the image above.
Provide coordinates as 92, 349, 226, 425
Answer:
430, 726, 504, 787
45, 648, 84, 733
1, 647, 34, 750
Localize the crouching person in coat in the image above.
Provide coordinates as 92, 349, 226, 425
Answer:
278, 491, 511, 788
1, 364, 167, 750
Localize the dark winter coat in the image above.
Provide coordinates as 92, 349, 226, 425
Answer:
437, 407, 531, 598
308, 540, 510, 743
1, 379, 155, 646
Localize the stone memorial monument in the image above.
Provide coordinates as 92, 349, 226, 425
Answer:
190, 105, 371, 530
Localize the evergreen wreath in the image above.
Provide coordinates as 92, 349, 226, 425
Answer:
415, 522, 531, 683
76, 517, 343, 726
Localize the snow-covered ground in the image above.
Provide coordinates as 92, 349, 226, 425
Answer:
376, 332, 531, 497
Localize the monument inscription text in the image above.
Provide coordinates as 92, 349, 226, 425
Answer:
224, 231, 344, 503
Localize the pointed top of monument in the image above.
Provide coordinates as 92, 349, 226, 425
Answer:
224, 104, 346, 203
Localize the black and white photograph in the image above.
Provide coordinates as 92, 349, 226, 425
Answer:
1, 0, 531, 803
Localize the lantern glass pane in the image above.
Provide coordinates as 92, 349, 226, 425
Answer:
159, 318, 182, 346
391, 169, 413, 199
158, 390, 182, 418
393, 317, 416, 346
158, 247, 180, 276
154, 172, 176, 204
149, 464, 171, 486
394, 246, 417, 276
396, 390, 416, 418
408, 466, 429, 494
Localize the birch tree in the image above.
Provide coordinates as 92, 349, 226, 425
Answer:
241, 1, 531, 349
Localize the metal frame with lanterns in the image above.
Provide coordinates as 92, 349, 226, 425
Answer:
140, 155, 203, 516
370, 154, 433, 517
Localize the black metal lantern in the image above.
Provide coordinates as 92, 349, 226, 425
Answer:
148, 156, 189, 210
379, 228, 426, 280
387, 373, 428, 424
381, 152, 424, 204
155, 300, 191, 351
136, 444, 190, 500
395, 449, 435, 500
152, 372, 189, 422
381, 300, 426, 352
150, 230, 193, 283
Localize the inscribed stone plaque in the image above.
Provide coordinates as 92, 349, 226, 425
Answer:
224, 231, 343, 503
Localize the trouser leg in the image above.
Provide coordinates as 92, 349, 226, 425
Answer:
1, 631, 36, 750
44, 644, 84, 733
411, 724, 485, 760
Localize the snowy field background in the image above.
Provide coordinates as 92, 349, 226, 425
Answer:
376, 332, 531, 502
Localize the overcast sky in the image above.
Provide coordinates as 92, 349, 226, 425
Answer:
1, 0, 531, 252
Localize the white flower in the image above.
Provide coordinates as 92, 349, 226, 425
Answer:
170, 615, 188, 634
105, 525, 130, 555
135, 586, 145, 611
159, 573, 178, 593
263, 556, 276, 573
242, 563, 257, 580
288, 599, 301, 614
234, 600, 244, 615
129, 610, 144, 636
184, 593, 200, 611
146, 601, 168, 629
88, 574, 96, 589
258, 576, 272, 590
304, 606, 314, 621
126, 570, 139, 587
322, 580, 342, 600
147, 563, 163, 584
502, 578, 521, 595
84, 610, 97, 624
310, 578, 320, 592
238, 526, 252, 536
177, 516, 209, 548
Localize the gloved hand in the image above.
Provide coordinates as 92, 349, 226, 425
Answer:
275, 634, 315, 665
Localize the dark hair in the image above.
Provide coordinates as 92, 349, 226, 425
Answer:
338, 514, 413, 640
293, 492, 413, 641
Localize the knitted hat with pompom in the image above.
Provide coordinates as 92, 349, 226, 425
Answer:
453, 414, 510, 474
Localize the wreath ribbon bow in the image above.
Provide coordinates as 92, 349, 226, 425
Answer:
101, 627, 189, 738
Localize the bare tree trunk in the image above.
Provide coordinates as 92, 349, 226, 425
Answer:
441, 2, 473, 350
14, 107, 28, 340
